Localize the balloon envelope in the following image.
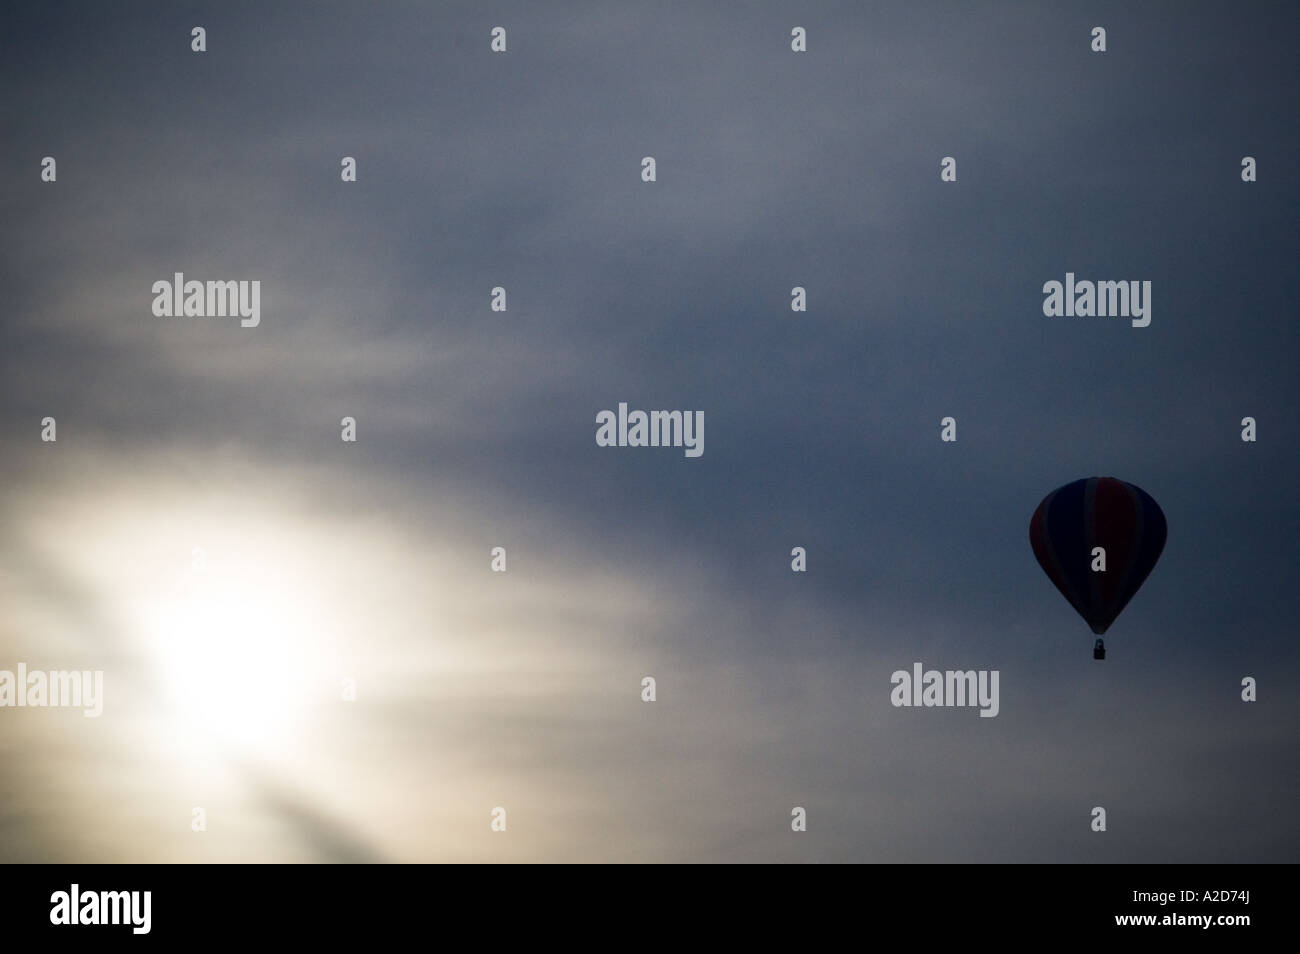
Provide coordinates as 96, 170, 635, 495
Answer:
1029, 477, 1166, 635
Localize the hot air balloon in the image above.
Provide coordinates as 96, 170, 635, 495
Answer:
1029, 477, 1166, 659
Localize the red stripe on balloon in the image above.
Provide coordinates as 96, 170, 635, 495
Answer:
1093, 476, 1138, 620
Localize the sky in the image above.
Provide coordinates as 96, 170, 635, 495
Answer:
1, 0, 1297, 862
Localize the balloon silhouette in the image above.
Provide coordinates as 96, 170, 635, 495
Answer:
1029, 477, 1166, 638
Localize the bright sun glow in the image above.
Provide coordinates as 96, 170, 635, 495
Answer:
140, 565, 316, 754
